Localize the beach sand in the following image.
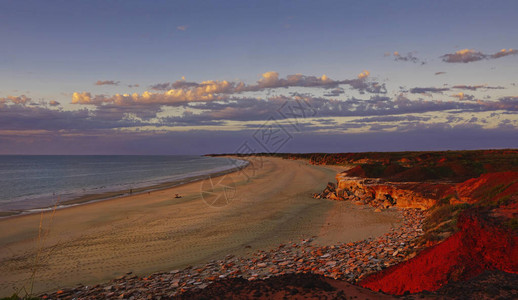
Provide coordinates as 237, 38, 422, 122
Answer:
0, 157, 401, 296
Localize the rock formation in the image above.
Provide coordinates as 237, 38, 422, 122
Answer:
315, 172, 451, 210
314, 166, 518, 296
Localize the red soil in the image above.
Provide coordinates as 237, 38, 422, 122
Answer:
359, 211, 518, 295
495, 201, 518, 219
398, 182, 453, 200
456, 171, 518, 204
347, 165, 367, 177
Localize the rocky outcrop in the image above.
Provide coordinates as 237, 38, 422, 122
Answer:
307, 154, 518, 297
313, 182, 342, 201
318, 172, 451, 210
318, 170, 518, 211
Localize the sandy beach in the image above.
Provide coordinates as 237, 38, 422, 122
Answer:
0, 157, 401, 297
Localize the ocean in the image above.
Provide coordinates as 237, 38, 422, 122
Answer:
0, 155, 247, 213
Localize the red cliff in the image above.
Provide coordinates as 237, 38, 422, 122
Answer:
360, 211, 518, 295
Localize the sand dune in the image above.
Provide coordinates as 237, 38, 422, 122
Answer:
0, 157, 401, 296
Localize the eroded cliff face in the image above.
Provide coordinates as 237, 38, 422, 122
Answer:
454, 171, 518, 205
359, 211, 518, 295
321, 173, 451, 210
305, 152, 518, 296
326, 171, 518, 295
320, 171, 518, 210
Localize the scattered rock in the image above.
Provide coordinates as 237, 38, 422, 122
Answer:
39, 208, 426, 299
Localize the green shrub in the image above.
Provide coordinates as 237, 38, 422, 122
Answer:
423, 204, 456, 231
421, 203, 473, 243
438, 194, 455, 206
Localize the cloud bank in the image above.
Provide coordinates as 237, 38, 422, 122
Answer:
441, 48, 517, 63
74, 71, 387, 108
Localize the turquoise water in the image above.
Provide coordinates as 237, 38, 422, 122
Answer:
0, 155, 246, 212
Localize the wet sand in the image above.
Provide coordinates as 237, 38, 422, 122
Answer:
0, 157, 401, 296
1, 162, 247, 217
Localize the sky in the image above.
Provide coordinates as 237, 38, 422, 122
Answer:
1, 0, 518, 154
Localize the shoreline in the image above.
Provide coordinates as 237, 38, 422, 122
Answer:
0, 158, 249, 219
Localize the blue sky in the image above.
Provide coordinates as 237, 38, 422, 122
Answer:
1, 0, 518, 154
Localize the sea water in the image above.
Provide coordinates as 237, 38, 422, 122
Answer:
0, 155, 246, 212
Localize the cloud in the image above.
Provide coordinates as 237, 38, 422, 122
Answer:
435, 72, 446, 76
63, 81, 518, 130
177, 25, 188, 31
451, 84, 504, 91
128, 84, 139, 88
72, 92, 93, 104
73, 87, 224, 106
0, 95, 31, 106
245, 72, 339, 90
467, 117, 479, 123
150, 83, 173, 91
149, 72, 339, 94
77, 71, 387, 109
170, 93, 515, 126
441, 48, 518, 63
171, 80, 199, 89
451, 85, 485, 91
2, 124, 518, 155
3, 90, 518, 156
314, 118, 337, 125
257, 71, 382, 93
357, 70, 370, 79
63, 89, 518, 129
353, 115, 430, 123
490, 48, 517, 59
324, 88, 345, 97
452, 92, 475, 101
95, 80, 120, 86
0, 95, 60, 109
470, 96, 518, 112
0, 100, 152, 132
485, 85, 506, 90
391, 51, 424, 64
0, 103, 91, 131
441, 49, 487, 63
61, 72, 518, 132
409, 87, 450, 94
497, 96, 518, 109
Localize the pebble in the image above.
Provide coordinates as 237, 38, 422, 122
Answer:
40, 208, 426, 299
